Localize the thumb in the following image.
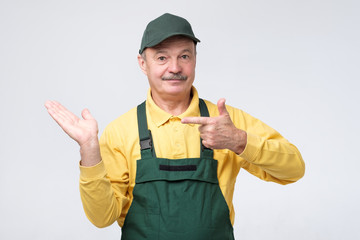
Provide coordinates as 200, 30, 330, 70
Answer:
81, 108, 94, 120
217, 98, 229, 116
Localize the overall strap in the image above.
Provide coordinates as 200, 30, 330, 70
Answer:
137, 101, 155, 159
198, 99, 214, 159
136, 99, 214, 159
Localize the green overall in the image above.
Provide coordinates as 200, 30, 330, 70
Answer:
121, 99, 235, 240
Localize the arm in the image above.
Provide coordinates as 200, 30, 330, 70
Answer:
181, 98, 305, 184
236, 110, 305, 184
45, 101, 129, 227
79, 125, 130, 228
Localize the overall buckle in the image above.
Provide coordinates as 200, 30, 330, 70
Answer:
140, 138, 152, 150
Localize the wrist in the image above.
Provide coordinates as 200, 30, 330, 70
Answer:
79, 138, 101, 167
233, 129, 247, 155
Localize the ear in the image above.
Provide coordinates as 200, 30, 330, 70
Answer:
137, 54, 147, 75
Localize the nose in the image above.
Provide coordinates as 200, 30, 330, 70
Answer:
168, 59, 182, 74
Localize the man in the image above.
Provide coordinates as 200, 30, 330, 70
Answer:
45, 13, 305, 240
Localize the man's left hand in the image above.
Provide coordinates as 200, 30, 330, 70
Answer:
181, 98, 247, 155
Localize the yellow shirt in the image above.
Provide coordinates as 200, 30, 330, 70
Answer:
79, 87, 305, 228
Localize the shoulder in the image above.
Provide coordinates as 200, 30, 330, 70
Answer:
105, 106, 137, 130
100, 105, 139, 144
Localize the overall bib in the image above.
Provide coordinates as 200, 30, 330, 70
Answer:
121, 99, 235, 240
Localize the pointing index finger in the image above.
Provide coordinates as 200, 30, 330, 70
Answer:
181, 117, 210, 125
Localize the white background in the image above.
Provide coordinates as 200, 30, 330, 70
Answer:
1, 0, 359, 239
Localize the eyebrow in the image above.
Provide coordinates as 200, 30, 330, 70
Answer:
181, 49, 192, 54
154, 49, 193, 55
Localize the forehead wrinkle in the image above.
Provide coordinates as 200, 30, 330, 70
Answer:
154, 49, 168, 55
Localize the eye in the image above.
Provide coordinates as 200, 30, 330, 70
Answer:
158, 56, 166, 61
181, 55, 189, 59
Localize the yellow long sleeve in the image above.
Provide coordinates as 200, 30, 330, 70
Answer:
79, 87, 305, 228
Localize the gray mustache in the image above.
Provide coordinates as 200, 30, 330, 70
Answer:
162, 74, 188, 80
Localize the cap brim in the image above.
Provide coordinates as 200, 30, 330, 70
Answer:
139, 33, 200, 54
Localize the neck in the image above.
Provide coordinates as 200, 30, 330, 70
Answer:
151, 92, 192, 116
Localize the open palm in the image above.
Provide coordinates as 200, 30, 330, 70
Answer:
45, 100, 98, 146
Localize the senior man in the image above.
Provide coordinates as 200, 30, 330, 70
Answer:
45, 13, 305, 240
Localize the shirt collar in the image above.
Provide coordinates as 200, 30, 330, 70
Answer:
146, 86, 200, 127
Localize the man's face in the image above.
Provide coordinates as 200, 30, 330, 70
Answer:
138, 36, 196, 101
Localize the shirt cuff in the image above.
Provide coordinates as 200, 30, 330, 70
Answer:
238, 132, 263, 162
79, 160, 107, 180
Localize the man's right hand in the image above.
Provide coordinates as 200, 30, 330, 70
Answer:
45, 100, 101, 166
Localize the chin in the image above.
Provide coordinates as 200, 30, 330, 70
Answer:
164, 84, 191, 96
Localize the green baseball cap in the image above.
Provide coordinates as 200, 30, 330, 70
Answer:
139, 13, 200, 54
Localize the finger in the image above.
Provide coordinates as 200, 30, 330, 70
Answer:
201, 139, 211, 149
198, 124, 213, 134
181, 116, 211, 125
217, 98, 229, 116
44, 100, 54, 110
51, 101, 79, 122
47, 108, 70, 130
47, 107, 66, 123
45, 100, 61, 112
45, 101, 66, 122
198, 124, 205, 133
81, 108, 94, 120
